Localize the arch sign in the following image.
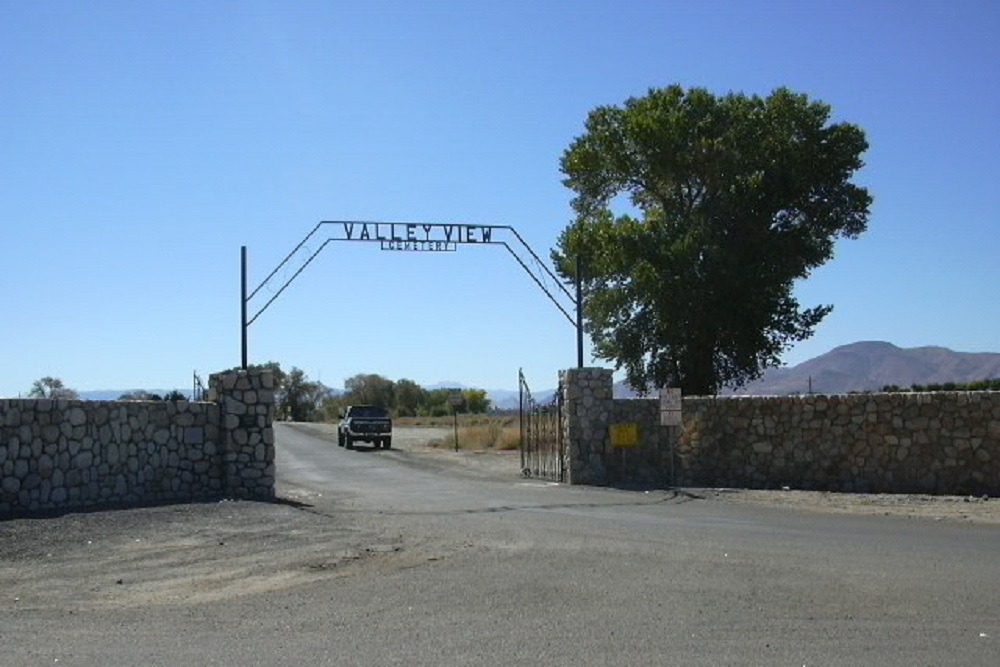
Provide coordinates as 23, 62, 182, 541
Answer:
342, 220, 491, 251
239, 220, 583, 369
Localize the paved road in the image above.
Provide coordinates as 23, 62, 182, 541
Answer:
274, 424, 1000, 665
3, 423, 999, 665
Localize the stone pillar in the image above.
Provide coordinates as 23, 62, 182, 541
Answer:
209, 369, 275, 500
560, 367, 613, 485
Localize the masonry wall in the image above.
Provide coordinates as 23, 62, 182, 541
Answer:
560, 367, 612, 485
560, 368, 1000, 495
208, 368, 275, 501
678, 392, 1000, 494
0, 369, 274, 517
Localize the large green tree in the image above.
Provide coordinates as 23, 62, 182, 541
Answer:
461, 389, 491, 414
281, 367, 325, 421
28, 376, 79, 399
394, 378, 425, 417
555, 85, 872, 395
343, 373, 396, 409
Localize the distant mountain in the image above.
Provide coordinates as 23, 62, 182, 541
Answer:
730, 341, 1000, 395
487, 388, 558, 411
486, 389, 520, 410
607, 341, 1000, 397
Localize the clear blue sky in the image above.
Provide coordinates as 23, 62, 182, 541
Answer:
2, 0, 998, 397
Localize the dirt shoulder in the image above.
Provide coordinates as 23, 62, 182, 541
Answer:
701, 487, 1000, 524
0, 497, 419, 611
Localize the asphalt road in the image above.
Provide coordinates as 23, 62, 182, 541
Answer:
2, 423, 999, 665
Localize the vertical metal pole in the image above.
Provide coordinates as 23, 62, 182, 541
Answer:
241, 245, 248, 370
518, 370, 525, 472
671, 426, 676, 488
575, 254, 584, 368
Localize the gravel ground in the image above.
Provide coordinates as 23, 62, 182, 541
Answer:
706, 487, 1000, 523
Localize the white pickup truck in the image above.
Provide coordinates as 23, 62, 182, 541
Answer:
337, 405, 393, 449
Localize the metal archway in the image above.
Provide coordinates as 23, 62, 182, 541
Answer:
240, 220, 583, 370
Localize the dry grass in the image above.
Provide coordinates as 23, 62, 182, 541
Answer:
396, 415, 520, 451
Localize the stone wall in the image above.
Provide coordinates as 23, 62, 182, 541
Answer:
1, 369, 274, 516
679, 393, 1000, 494
560, 368, 612, 485
209, 368, 275, 501
559, 368, 1000, 495
608, 398, 674, 487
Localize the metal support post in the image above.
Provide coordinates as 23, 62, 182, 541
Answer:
241, 245, 248, 369
575, 254, 584, 368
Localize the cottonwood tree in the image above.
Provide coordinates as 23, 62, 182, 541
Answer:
28, 376, 79, 399
281, 367, 325, 421
554, 85, 872, 395
394, 378, 424, 417
461, 389, 491, 414
343, 373, 396, 409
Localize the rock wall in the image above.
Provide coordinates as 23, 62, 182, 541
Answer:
559, 369, 1000, 495
209, 368, 275, 500
560, 368, 612, 485
679, 392, 1000, 494
608, 399, 673, 487
1, 369, 274, 516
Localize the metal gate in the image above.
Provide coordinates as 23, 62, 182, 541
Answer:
518, 370, 564, 482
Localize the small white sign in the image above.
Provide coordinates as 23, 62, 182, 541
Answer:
659, 388, 682, 410
659, 388, 682, 426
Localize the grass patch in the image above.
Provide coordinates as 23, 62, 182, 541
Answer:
398, 415, 521, 451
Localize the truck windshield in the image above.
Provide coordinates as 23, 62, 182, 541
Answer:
352, 406, 388, 418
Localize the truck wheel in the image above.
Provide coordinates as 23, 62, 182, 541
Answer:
337, 432, 344, 447
344, 434, 354, 449
383, 438, 392, 449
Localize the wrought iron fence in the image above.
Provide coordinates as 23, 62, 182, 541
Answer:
519, 369, 564, 482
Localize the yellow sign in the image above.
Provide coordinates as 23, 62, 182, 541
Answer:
609, 422, 639, 447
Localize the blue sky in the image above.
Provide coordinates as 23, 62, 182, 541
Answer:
2, 0, 998, 397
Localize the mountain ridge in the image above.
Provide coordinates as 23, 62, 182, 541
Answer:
510, 340, 1000, 404
727, 341, 1000, 395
